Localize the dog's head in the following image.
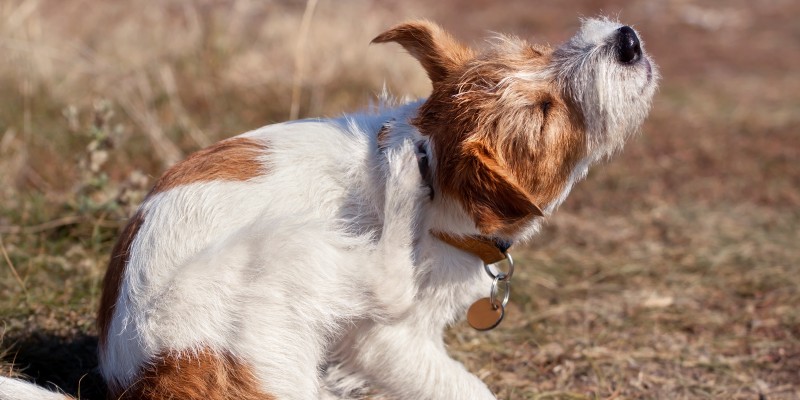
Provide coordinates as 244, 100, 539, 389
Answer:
374, 19, 659, 238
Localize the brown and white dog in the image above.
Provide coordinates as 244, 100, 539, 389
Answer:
0, 18, 658, 400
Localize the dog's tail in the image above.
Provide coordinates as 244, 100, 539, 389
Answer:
0, 376, 73, 400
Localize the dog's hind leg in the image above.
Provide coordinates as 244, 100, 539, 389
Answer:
139, 219, 360, 400
368, 138, 430, 320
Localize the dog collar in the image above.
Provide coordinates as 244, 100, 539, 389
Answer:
431, 230, 516, 331
380, 121, 515, 330
430, 230, 511, 264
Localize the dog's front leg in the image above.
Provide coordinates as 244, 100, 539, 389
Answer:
368, 139, 430, 320
348, 322, 496, 400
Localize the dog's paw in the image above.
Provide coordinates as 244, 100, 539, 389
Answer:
385, 139, 432, 202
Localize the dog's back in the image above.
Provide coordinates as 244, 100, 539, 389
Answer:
99, 108, 421, 398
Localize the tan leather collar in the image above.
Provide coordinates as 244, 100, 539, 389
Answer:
430, 230, 510, 264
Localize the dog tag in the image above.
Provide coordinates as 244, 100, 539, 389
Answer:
466, 297, 504, 331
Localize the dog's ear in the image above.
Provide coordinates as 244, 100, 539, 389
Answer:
454, 141, 544, 235
372, 20, 474, 85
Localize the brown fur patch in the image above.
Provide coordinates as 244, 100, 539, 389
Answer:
453, 140, 545, 234
114, 349, 274, 400
372, 20, 475, 85
98, 138, 268, 348
98, 210, 145, 350
379, 22, 587, 235
149, 137, 268, 195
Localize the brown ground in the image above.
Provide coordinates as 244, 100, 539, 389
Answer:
1, 0, 797, 399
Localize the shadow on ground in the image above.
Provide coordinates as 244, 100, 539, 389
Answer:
3, 332, 106, 399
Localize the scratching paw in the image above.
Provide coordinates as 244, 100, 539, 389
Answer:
386, 139, 432, 202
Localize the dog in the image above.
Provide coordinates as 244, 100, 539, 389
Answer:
0, 17, 658, 400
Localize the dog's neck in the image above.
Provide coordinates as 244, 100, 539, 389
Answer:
376, 115, 515, 261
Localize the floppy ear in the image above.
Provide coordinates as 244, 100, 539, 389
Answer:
372, 20, 474, 85
455, 141, 544, 235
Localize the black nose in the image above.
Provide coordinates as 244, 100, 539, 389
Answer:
616, 26, 641, 64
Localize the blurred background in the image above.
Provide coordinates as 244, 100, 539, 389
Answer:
0, 0, 797, 399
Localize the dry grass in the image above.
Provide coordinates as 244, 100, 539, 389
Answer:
1, 0, 798, 399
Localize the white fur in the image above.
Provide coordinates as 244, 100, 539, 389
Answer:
1, 18, 658, 400
0, 377, 67, 400
552, 18, 659, 158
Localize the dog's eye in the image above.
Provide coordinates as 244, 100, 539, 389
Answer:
539, 101, 552, 135
541, 101, 552, 117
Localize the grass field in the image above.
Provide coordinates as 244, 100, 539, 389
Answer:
1, 0, 798, 399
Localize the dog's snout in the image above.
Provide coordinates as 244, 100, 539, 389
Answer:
615, 26, 641, 64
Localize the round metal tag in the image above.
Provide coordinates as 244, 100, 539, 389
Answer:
466, 297, 505, 331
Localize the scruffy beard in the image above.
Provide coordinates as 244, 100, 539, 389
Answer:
552, 17, 660, 161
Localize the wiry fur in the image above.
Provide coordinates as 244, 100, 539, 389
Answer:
0, 18, 658, 400
121, 348, 274, 400
552, 17, 659, 159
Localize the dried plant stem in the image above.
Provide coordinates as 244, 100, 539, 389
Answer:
0, 235, 29, 298
118, 73, 183, 167
159, 65, 210, 148
289, 0, 320, 120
